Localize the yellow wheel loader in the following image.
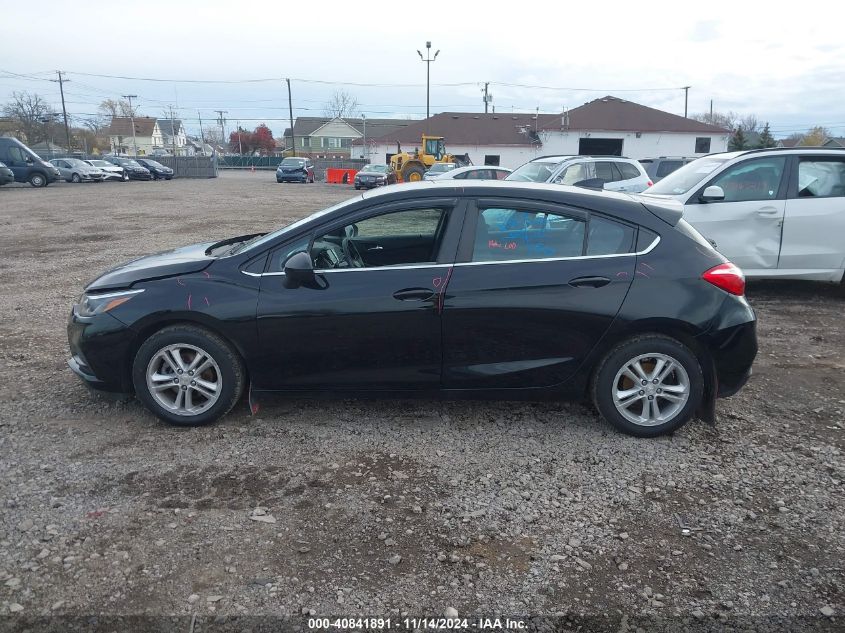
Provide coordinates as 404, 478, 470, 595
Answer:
389, 135, 471, 182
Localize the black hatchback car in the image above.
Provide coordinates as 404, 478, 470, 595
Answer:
67, 181, 756, 437
103, 156, 153, 181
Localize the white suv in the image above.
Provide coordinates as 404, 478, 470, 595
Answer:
506, 155, 652, 192
641, 148, 845, 283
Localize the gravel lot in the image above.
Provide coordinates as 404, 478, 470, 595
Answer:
0, 171, 843, 631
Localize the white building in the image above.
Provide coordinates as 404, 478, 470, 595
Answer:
353, 96, 729, 168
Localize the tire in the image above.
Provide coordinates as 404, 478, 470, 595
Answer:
591, 334, 703, 438
403, 165, 425, 182
132, 324, 246, 427
28, 173, 47, 187
71, 173, 81, 183
122, 172, 129, 182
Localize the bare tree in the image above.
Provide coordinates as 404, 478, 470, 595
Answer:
1, 91, 54, 143
323, 90, 359, 119
98, 98, 136, 119
692, 110, 758, 133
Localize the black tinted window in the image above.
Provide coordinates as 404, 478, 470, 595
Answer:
594, 162, 621, 183
617, 162, 641, 179
656, 161, 683, 177
695, 137, 712, 153
587, 216, 635, 255
473, 208, 585, 262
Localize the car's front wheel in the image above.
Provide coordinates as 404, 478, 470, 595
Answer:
592, 335, 703, 437
29, 173, 47, 187
132, 325, 245, 426
71, 173, 81, 183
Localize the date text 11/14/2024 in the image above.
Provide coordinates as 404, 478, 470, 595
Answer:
307, 617, 527, 630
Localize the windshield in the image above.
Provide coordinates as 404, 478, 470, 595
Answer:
124, 160, 142, 168
281, 158, 305, 167
428, 163, 455, 173
645, 157, 729, 195
506, 160, 561, 183
361, 164, 388, 173
89, 160, 109, 166
230, 197, 361, 255
144, 160, 164, 168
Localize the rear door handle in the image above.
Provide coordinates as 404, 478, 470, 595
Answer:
367, 245, 384, 251
393, 288, 435, 301
569, 276, 611, 288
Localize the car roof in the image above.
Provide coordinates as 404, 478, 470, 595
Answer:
446, 165, 512, 176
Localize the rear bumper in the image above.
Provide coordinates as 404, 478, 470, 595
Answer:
706, 319, 758, 399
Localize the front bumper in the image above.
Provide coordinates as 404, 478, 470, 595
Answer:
355, 179, 388, 189
67, 308, 134, 393
277, 174, 308, 182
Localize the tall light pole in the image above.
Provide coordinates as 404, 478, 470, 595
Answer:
123, 94, 138, 156
683, 85, 691, 118
417, 41, 439, 128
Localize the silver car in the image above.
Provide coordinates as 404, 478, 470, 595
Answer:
49, 158, 105, 183
506, 155, 652, 192
427, 165, 512, 180
85, 159, 126, 182
640, 148, 845, 283
422, 163, 457, 180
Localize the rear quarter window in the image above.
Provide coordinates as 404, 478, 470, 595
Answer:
586, 216, 636, 255
617, 162, 642, 180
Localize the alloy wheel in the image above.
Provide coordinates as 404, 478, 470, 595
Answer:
146, 343, 222, 416
611, 353, 690, 426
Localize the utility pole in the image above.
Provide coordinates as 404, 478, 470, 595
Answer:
482, 82, 490, 114
417, 41, 439, 130
169, 106, 178, 157
683, 85, 691, 118
236, 120, 243, 154
215, 110, 227, 151
52, 71, 72, 152
198, 110, 205, 144
123, 94, 138, 156
710, 99, 713, 121
362, 113, 367, 162
286, 78, 295, 156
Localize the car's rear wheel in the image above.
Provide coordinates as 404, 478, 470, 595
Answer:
592, 335, 703, 437
71, 173, 81, 183
132, 325, 245, 427
29, 173, 47, 187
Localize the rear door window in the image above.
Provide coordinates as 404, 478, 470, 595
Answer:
796, 158, 845, 198
473, 208, 586, 261
595, 161, 622, 183
586, 216, 636, 255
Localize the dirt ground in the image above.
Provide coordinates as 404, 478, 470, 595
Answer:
0, 171, 842, 631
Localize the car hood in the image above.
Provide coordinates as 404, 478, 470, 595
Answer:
86, 241, 215, 291
278, 164, 306, 170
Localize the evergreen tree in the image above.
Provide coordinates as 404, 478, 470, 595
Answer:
757, 122, 776, 148
729, 126, 748, 151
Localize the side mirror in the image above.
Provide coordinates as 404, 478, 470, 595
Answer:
700, 185, 725, 202
25, 156, 34, 164
283, 251, 315, 289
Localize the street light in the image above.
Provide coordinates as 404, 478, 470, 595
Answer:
361, 113, 367, 162
417, 41, 439, 125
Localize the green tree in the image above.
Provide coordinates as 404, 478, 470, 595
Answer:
729, 126, 748, 151
757, 122, 776, 148
800, 126, 830, 146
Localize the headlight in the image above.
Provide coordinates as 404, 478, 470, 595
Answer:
77, 289, 144, 317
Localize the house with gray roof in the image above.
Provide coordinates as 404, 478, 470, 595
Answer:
281, 116, 413, 157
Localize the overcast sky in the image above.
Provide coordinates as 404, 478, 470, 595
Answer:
2, 1, 844, 139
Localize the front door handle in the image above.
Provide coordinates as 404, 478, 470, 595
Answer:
756, 207, 780, 216
393, 288, 435, 301
569, 276, 611, 288
367, 245, 384, 251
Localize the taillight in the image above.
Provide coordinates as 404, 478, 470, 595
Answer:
647, 180, 653, 187
702, 262, 745, 295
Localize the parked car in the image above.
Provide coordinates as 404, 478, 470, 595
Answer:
354, 164, 397, 189
85, 159, 127, 182
135, 158, 174, 180
67, 180, 756, 437
429, 165, 512, 180
103, 156, 152, 181
507, 155, 652, 192
422, 162, 457, 180
49, 158, 105, 183
639, 156, 696, 182
0, 137, 60, 187
276, 157, 315, 183
641, 148, 845, 283
0, 161, 14, 186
